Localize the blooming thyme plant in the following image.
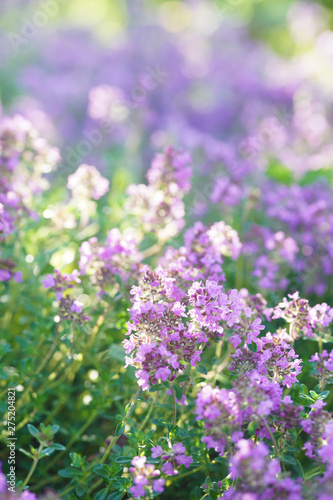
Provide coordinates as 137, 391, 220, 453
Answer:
1, 1, 333, 499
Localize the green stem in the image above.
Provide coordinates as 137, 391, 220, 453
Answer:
171, 387, 177, 426
139, 391, 160, 431
215, 339, 223, 359
140, 242, 163, 260
262, 419, 279, 459
83, 387, 141, 496
170, 465, 205, 482
43, 411, 98, 474
22, 444, 43, 487
100, 386, 141, 464
16, 324, 60, 410
318, 338, 323, 354
36, 323, 60, 375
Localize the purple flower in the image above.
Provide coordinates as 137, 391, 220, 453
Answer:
151, 442, 193, 476
129, 455, 164, 498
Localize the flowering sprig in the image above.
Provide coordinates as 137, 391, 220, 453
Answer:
151, 442, 193, 475
129, 456, 165, 498
79, 228, 141, 295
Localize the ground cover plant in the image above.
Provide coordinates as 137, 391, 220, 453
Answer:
1, 1, 333, 499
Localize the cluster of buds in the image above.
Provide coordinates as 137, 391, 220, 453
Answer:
127, 147, 192, 240
273, 291, 311, 339
42, 269, 89, 324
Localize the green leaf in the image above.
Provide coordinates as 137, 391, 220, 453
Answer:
93, 464, 111, 480
173, 384, 183, 401
115, 424, 125, 437
319, 391, 330, 400
204, 476, 212, 487
108, 344, 125, 362
52, 443, 66, 451
75, 485, 87, 496
175, 427, 188, 438
107, 492, 124, 500
299, 394, 315, 403
280, 455, 297, 465
41, 447, 55, 457
19, 448, 33, 459
27, 424, 40, 439
175, 374, 189, 383
114, 456, 132, 464
197, 365, 207, 375
151, 418, 168, 426
94, 488, 109, 500
248, 342, 258, 353
58, 468, 82, 478
70, 452, 86, 468
301, 168, 333, 186
300, 384, 309, 395
266, 163, 293, 185
309, 390, 318, 400
149, 384, 164, 392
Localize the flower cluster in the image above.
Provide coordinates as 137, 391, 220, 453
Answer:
129, 456, 165, 499
263, 182, 333, 295
196, 374, 283, 457
188, 280, 244, 341
124, 267, 202, 390
273, 292, 333, 341
127, 147, 192, 240
0, 114, 59, 282
196, 325, 302, 457
42, 269, 89, 324
273, 291, 312, 339
310, 350, 333, 389
246, 228, 299, 291
220, 439, 302, 500
79, 228, 140, 295
151, 442, 193, 475
301, 400, 333, 458
195, 384, 243, 456
159, 220, 242, 303
67, 164, 109, 202
230, 329, 302, 388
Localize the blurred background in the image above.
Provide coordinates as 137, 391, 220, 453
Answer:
2, 0, 333, 182
2, 0, 333, 296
